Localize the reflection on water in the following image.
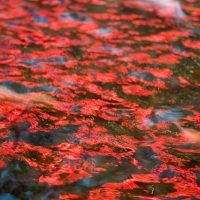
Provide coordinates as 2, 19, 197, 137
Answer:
0, 0, 200, 199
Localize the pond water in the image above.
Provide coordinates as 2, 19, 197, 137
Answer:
0, 0, 200, 199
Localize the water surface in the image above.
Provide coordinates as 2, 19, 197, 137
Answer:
0, 0, 200, 199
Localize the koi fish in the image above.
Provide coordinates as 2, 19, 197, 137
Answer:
0, 86, 54, 107
145, 0, 186, 19
174, 121, 200, 145
120, 0, 186, 21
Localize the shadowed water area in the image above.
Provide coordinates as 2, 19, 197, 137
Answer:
0, 0, 200, 199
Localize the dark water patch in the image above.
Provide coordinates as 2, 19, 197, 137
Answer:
32, 85, 58, 92
165, 76, 181, 88
0, 193, 19, 200
10, 122, 31, 141
86, 3, 109, 14
195, 171, 200, 186
159, 168, 178, 179
0, 115, 6, 121
76, 160, 140, 188
60, 12, 93, 22
39, 107, 65, 118
173, 56, 200, 85
33, 16, 48, 24
1, 81, 31, 93
128, 71, 157, 82
71, 105, 82, 112
106, 121, 132, 136
132, 182, 176, 196
0, 160, 48, 200
21, 57, 68, 66
63, 81, 77, 88
189, 27, 200, 40
150, 85, 200, 109
24, 150, 54, 165
184, 159, 199, 169
168, 148, 200, 163
19, 124, 80, 146
134, 146, 161, 170
69, 45, 84, 60
0, 81, 58, 93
